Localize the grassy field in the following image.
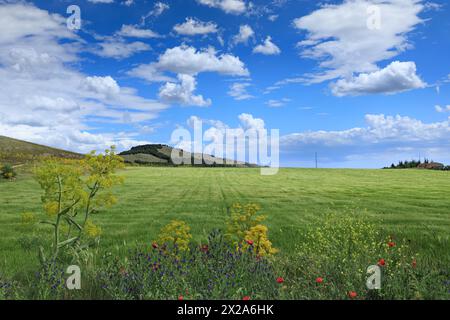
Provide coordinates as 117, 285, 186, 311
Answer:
1, 166, 449, 279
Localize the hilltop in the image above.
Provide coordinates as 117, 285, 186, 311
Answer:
0, 135, 83, 165
120, 144, 258, 167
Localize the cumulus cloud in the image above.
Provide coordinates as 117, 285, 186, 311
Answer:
159, 74, 212, 107
253, 36, 281, 55
173, 18, 218, 35
128, 45, 249, 83
82, 76, 121, 98
281, 114, 450, 167
197, 0, 247, 15
0, 2, 166, 153
228, 82, 254, 100
331, 61, 426, 96
232, 25, 254, 45
238, 113, 265, 130
175, 113, 268, 165
293, 0, 425, 83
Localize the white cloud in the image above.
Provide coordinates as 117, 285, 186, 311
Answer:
159, 74, 212, 107
280, 114, 450, 167
293, 0, 425, 83
141, 2, 170, 24
238, 113, 265, 130
197, 0, 247, 14
117, 24, 160, 38
122, 0, 134, 6
150, 2, 169, 16
0, 2, 166, 153
129, 45, 249, 82
228, 82, 253, 100
88, 0, 114, 3
93, 37, 151, 59
173, 18, 218, 35
232, 25, 254, 45
82, 76, 121, 98
435, 105, 450, 113
253, 36, 281, 55
331, 61, 426, 96
266, 98, 291, 107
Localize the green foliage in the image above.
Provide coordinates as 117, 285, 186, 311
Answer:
120, 144, 172, 163
280, 212, 447, 299
33, 147, 124, 260
99, 229, 280, 300
1, 163, 17, 179
156, 220, 192, 252
225, 203, 277, 257
0, 275, 21, 300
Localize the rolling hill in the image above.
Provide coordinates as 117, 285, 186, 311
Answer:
0, 135, 83, 165
0, 136, 257, 168
120, 144, 258, 167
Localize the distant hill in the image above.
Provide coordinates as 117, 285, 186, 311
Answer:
120, 144, 258, 167
0, 135, 83, 165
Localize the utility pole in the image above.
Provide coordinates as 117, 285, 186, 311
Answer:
315, 152, 318, 169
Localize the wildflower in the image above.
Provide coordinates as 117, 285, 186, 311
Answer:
243, 296, 250, 301
178, 295, 184, 301
378, 258, 386, 266
388, 241, 396, 248
200, 244, 209, 253
246, 239, 254, 246
348, 291, 357, 299
316, 277, 324, 284
276, 277, 284, 284
412, 259, 417, 268
152, 242, 158, 249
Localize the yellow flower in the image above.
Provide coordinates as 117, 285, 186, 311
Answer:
85, 220, 102, 238
44, 201, 59, 216
157, 220, 192, 251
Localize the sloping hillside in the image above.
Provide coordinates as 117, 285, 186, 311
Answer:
120, 144, 258, 167
0, 135, 83, 165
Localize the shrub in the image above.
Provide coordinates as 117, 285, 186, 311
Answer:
226, 203, 277, 256
156, 220, 192, 252
1, 163, 16, 180
33, 147, 124, 261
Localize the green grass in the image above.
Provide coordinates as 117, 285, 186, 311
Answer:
1, 167, 449, 278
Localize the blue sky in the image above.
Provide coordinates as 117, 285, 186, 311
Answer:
0, 0, 449, 168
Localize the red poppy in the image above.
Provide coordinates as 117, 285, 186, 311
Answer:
178, 295, 184, 301
388, 241, 395, 248
348, 291, 357, 299
412, 259, 417, 268
378, 258, 386, 266
242, 296, 250, 301
152, 242, 158, 249
276, 277, 284, 284
316, 277, 324, 284
200, 244, 209, 253
246, 240, 254, 246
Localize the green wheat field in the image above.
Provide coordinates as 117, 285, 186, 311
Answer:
1, 166, 449, 279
